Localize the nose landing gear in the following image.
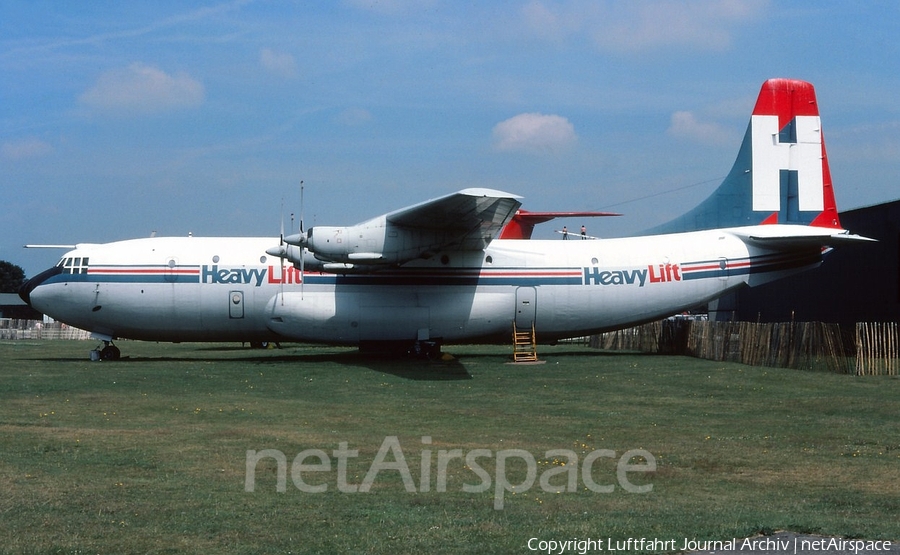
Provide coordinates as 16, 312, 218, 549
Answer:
92, 341, 121, 361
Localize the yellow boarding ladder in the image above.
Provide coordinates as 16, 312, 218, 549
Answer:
512, 322, 538, 362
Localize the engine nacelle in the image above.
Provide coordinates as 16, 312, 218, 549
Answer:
303, 214, 473, 266
306, 220, 392, 264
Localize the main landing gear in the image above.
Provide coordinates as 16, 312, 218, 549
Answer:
358, 339, 444, 359
92, 340, 121, 361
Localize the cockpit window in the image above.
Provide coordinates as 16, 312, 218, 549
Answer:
58, 257, 90, 274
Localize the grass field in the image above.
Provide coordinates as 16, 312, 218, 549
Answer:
1, 340, 898, 554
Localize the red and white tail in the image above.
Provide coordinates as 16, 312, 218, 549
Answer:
751, 78, 840, 228
651, 78, 843, 234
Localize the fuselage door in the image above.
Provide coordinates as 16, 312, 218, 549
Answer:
515, 286, 537, 329
229, 290, 245, 319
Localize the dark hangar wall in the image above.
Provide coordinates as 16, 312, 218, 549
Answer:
717, 200, 900, 324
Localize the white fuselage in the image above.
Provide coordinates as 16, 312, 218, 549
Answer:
27, 229, 821, 345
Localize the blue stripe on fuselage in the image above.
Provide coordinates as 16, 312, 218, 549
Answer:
40, 266, 585, 287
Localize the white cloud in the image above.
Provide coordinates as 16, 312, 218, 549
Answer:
344, 0, 438, 15
522, 0, 768, 52
521, 0, 568, 41
1, 138, 53, 161
493, 113, 577, 153
667, 111, 732, 145
79, 63, 205, 115
260, 48, 298, 79
335, 107, 373, 126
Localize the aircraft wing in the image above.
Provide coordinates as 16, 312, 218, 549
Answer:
384, 188, 523, 250
279, 188, 523, 271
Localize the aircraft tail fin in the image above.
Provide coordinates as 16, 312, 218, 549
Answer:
648, 78, 842, 234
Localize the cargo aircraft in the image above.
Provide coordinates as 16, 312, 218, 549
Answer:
20, 79, 872, 360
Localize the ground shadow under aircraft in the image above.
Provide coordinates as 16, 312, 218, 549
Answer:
28, 342, 648, 381
31, 345, 474, 381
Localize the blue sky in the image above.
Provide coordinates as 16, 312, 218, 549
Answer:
2, 1, 899, 277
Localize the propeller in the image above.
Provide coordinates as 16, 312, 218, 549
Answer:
266, 182, 308, 302
283, 180, 307, 247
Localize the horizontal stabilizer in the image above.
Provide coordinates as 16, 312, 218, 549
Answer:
730, 225, 876, 250
499, 209, 621, 239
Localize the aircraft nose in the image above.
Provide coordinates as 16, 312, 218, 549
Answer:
18, 265, 62, 306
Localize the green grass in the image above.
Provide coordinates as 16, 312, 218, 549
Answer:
1, 340, 899, 554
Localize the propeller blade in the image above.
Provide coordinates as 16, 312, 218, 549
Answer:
279, 199, 285, 304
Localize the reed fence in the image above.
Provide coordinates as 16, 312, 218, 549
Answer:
855, 322, 899, 376
591, 319, 898, 376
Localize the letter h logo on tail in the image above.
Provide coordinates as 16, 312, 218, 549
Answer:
749, 79, 841, 228
750, 114, 823, 215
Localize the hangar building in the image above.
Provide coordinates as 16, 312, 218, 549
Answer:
711, 200, 900, 324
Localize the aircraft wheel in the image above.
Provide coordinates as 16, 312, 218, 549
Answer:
409, 340, 442, 360
425, 343, 442, 360
100, 344, 121, 361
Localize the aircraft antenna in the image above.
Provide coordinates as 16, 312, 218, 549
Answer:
299, 181, 305, 300
299, 181, 305, 235
279, 199, 285, 246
